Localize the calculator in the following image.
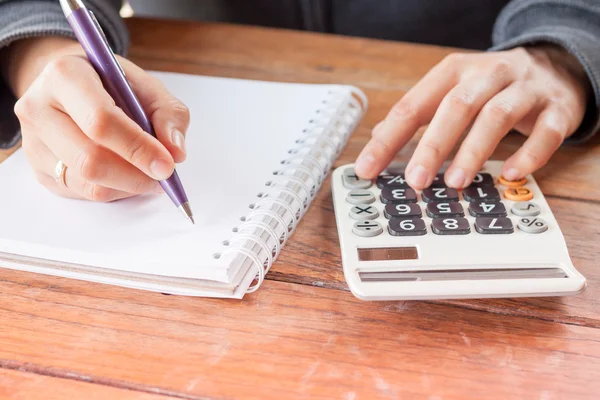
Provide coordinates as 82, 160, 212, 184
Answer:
331, 160, 587, 301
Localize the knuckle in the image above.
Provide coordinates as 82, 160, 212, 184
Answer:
386, 101, 420, 127
14, 95, 40, 123
422, 141, 442, 158
443, 52, 466, 67
84, 106, 115, 141
126, 137, 149, 167
76, 146, 103, 182
490, 58, 512, 79
85, 183, 112, 202
44, 56, 75, 81
484, 100, 514, 126
542, 123, 565, 147
522, 149, 543, 167
446, 90, 475, 112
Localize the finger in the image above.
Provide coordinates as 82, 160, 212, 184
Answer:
405, 68, 514, 189
501, 106, 568, 179
43, 56, 175, 181
444, 82, 539, 188
119, 58, 190, 163
354, 53, 465, 179
22, 133, 132, 202
17, 97, 161, 195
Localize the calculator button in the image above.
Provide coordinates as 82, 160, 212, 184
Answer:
426, 201, 464, 218
376, 174, 408, 188
431, 217, 470, 235
346, 190, 376, 205
422, 187, 459, 203
517, 217, 548, 234
511, 202, 541, 217
474, 217, 514, 234
504, 187, 533, 201
343, 173, 372, 189
352, 221, 383, 237
468, 201, 507, 217
349, 205, 379, 220
384, 203, 422, 219
429, 173, 447, 188
388, 218, 427, 236
462, 186, 500, 202
469, 173, 494, 187
380, 187, 417, 204
498, 175, 527, 188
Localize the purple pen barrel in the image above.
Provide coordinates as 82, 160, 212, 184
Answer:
63, 2, 191, 217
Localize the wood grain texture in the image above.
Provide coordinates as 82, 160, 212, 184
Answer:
0, 17, 599, 399
0, 272, 599, 400
0, 368, 176, 400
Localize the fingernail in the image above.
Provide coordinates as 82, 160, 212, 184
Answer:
446, 168, 466, 188
503, 168, 520, 181
407, 164, 429, 188
355, 150, 376, 177
150, 159, 173, 180
171, 128, 186, 152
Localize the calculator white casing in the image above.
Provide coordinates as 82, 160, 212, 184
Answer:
331, 161, 587, 301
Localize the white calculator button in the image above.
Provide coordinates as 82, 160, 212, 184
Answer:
346, 189, 376, 205
352, 221, 383, 237
349, 205, 379, 220
342, 170, 372, 189
511, 202, 541, 217
517, 217, 548, 233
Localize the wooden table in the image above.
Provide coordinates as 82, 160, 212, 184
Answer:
1, 18, 600, 400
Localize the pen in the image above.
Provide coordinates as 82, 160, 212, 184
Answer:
59, 0, 194, 224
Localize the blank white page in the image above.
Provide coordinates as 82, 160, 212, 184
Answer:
0, 71, 348, 280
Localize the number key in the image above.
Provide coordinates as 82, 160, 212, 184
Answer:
422, 187, 459, 203
469, 173, 494, 187
388, 217, 427, 236
384, 203, 422, 219
426, 201, 464, 218
474, 217, 514, 234
380, 187, 417, 204
468, 201, 507, 217
463, 186, 500, 202
431, 217, 470, 235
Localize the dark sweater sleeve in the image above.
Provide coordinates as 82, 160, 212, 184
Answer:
491, 0, 600, 144
0, 0, 129, 149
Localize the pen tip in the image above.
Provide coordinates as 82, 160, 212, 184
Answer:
189, 215, 195, 225
178, 202, 194, 225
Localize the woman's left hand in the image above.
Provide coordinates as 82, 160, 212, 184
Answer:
354, 45, 591, 189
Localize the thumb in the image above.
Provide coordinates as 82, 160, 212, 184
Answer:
118, 57, 190, 163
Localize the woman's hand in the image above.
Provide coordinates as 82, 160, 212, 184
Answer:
1, 37, 189, 202
354, 45, 591, 189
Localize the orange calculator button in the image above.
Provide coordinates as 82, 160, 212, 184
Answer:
504, 187, 533, 201
498, 175, 527, 188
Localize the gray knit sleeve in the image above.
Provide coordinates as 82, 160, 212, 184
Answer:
491, 0, 600, 144
0, 0, 128, 149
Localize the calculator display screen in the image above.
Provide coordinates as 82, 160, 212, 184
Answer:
358, 247, 418, 261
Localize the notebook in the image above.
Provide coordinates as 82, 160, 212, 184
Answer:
0, 71, 367, 298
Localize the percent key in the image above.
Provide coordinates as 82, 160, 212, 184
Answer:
517, 217, 548, 234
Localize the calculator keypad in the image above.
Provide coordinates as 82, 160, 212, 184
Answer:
342, 167, 547, 239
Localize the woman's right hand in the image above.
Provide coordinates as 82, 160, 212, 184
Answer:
2, 36, 190, 202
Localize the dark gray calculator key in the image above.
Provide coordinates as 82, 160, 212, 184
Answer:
380, 187, 417, 204
429, 173, 447, 188
475, 217, 514, 234
384, 203, 422, 219
422, 187, 459, 203
517, 217, 548, 234
388, 217, 427, 236
376, 174, 408, 188
426, 201, 464, 218
431, 217, 470, 235
349, 205, 379, 220
346, 189, 376, 205
352, 221, 383, 237
462, 186, 500, 202
468, 201, 507, 217
511, 202, 541, 217
468, 173, 494, 187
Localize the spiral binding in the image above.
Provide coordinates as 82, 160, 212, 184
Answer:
221, 86, 367, 293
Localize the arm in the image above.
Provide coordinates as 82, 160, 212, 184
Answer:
355, 0, 600, 189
